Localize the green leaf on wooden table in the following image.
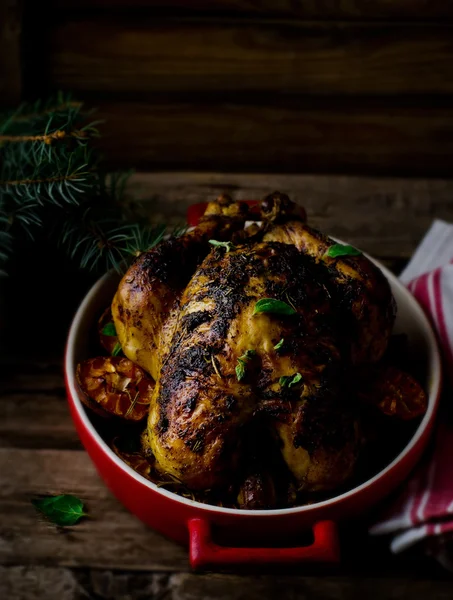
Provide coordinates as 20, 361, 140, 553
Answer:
274, 338, 285, 351
325, 243, 362, 258
101, 322, 117, 336
235, 349, 256, 382
209, 239, 236, 252
32, 494, 86, 526
279, 372, 303, 389
253, 298, 297, 316
111, 341, 122, 356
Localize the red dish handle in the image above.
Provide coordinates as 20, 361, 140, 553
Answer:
188, 518, 340, 570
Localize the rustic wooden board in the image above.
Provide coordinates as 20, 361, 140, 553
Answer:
0, 352, 78, 449
125, 172, 453, 260
0, 356, 65, 394
45, 20, 453, 95
88, 100, 453, 176
0, 448, 189, 571
0, 391, 81, 450
1, 566, 452, 600
49, 0, 453, 21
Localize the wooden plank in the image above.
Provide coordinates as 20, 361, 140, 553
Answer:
49, 0, 453, 21
0, 355, 81, 452
92, 100, 453, 177
0, 566, 91, 600
0, 356, 64, 393
45, 20, 453, 95
0, 391, 81, 450
0, 448, 189, 571
0, 0, 22, 107
126, 172, 453, 260
1, 566, 453, 600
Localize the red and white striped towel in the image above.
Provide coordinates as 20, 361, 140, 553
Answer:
370, 220, 453, 568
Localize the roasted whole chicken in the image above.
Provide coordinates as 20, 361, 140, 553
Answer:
77, 193, 427, 508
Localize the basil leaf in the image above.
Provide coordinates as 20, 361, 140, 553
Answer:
274, 339, 284, 351
279, 372, 303, 388
101, 322, 117, 336
112, 342, 122, 356
288, 372, 303, 387
253, 299, 297, 316
235, 362, 246, 382
32, 494, 86, 526
235, 350, 256, 382
326, 244, 362, 258
209, 240, 236, 252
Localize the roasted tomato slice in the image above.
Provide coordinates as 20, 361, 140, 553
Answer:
76, 357, 154, 421
98, 307, 120, 355
357, 365, 427, 420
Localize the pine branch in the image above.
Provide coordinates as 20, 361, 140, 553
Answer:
0, 92, 95, 136
124, 222, 167, 257
59, 206, 170, 274
1, 92, 100, 208
0, 93, 171, 275
1, 146, 98, 206
61, 209, 134, 273
0, 129, 87, 143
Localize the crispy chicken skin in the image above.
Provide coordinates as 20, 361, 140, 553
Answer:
112, 196, 249, 380
112, 193, 396, 495
149, 241, 353, 489
261, 193, 395, 364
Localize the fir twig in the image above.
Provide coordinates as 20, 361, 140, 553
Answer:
0, 93, 173, 274
123, 223, 167, 257
0, 129, 87, 144
59, 206, 172, 274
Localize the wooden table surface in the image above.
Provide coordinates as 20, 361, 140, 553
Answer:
2, 173, 453, 599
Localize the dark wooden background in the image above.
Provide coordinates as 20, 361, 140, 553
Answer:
1, 0, 451, 176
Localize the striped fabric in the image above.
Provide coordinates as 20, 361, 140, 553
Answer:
370, 220, 453, 565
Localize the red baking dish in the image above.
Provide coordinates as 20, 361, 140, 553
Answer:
65, 203, 442, 570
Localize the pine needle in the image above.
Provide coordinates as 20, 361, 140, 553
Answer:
0, 93, 177, 274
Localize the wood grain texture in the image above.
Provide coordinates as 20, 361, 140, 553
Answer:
45, 20, 453, 95
0, 0, 22, 107
0, 356, 64, 394
0, 448, 189, 571
49, 0, 453, 20
0, 354, 77, 450
1, 566, 453, 600
91, 100, 453, 177
0, 391, 81, 450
